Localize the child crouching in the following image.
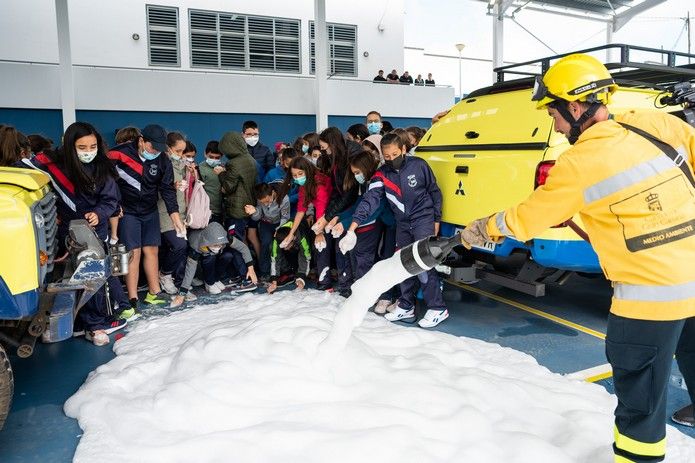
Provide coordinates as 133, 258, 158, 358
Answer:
171, 222, 258, 307
267, 221, 311, 294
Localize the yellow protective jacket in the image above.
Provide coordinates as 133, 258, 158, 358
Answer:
487, 110, 695, 321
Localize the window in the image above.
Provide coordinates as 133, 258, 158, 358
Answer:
309, 22, 357, 77
146, 5, 180, 67
189, 10, 301, 73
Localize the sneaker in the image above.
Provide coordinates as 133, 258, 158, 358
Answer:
72, 329, 86, 337
672, 404, 695, 427
374, 299, 391, 315
86, 319, 127, 346
205, 283, 222, 295
213, 281, 226, 292
184, 291, 198, 302
222, 276, 242, 287
144, 292, 169, 306
192, 277, 204, 287
159, 273, 178, 295
229, 279, 257, 293
418, 309, 449, 328
86, 330, 110, 346
384, 306, 416, 322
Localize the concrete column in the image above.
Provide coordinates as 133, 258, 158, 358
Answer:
55, 0, 76, 130
314, 0, 328, 132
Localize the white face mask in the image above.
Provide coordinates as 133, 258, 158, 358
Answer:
246, 136, 259, 147
77, 150, 98, 164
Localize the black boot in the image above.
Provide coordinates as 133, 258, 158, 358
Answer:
672, 404, 695, 427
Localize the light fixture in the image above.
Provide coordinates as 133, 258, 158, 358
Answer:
363, 51, 369, 57
132, 33, 140, 41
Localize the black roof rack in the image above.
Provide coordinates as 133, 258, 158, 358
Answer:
494, 43, 695, 86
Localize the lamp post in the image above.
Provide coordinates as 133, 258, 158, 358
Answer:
455, 43, 466, 99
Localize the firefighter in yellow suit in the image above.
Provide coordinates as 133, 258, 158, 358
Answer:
462, 54, 695, 462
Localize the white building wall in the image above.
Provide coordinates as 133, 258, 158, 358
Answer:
1, 0, 405, 81
0, 0, 454, 119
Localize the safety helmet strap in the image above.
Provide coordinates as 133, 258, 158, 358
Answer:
551, 100, 601, 145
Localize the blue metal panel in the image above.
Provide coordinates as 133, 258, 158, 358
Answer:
440, 222, 601, 273
0, 276, 38, 319
0, 108, 63, 144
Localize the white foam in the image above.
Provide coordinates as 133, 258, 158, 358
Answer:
65, 291, 695, 462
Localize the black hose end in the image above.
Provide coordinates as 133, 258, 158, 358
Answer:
399, 233, 461, 276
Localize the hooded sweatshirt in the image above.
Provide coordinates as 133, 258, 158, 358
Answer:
218, 131, 258, 219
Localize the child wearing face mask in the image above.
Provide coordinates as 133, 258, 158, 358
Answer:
340, 133, 447, 329
170, 222, 258, 307
157, 131, 190, 296
198, 140, 225, 225
244, 183, 290, 279
279, 156, 333, 290
266, 147, 300, 216
23, 122, 128, 345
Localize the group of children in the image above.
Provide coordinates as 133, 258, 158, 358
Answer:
0, 112, 449, 345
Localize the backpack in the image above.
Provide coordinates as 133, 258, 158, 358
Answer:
186, 178, 211, 229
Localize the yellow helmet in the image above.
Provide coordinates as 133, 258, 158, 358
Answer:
532, 53, 617, 109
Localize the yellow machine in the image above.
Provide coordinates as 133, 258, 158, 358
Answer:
417, 44, 695, 296
0, 166, 116, 429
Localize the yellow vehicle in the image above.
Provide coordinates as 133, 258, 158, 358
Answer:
418, 44, 695, 296
0, 166, 119, 429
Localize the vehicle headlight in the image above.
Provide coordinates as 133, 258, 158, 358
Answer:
34, 211, 45, 228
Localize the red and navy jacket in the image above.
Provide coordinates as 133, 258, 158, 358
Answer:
107, 141, 178, 216
22, 154, 119, 240
352, 155, 442, 227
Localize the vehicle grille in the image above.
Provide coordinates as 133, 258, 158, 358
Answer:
38, 191, 58, 273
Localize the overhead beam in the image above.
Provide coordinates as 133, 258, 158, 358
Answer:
613, 0, 667, 32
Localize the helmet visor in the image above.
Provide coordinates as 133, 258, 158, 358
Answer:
531, 76, 548, 102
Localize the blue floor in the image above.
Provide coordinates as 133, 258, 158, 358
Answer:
1, 275, 693, 461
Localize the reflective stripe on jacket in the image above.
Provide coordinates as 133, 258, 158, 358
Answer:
487, 110, 695, 321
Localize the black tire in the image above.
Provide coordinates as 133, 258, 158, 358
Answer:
0, 343, 14, 430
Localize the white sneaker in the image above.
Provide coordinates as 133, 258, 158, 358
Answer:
384, 306, 416, 322
374, 299, 391, 315
184, 291, 197, 302
86, 330, 110, 346
192, 277, 204, 287
418, 309, 449, 328
213, 281, 226, 292
159, 273, 178, 295
205, 283, 222, 295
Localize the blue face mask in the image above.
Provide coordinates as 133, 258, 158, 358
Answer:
355, 172, 366, 184
141, 149, 161, 161
206, 158, 221, 167
367, 122, 381, 134
302, 144, 309, 154
294, 175, 307, 186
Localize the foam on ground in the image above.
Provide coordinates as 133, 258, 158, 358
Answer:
65, 291, 695, 462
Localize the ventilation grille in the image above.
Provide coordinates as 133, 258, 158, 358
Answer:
147, 5, 180, 66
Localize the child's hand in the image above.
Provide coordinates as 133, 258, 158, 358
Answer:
295, 278, 305, 291
314, 234, 326, 252
213, 166, 225, 175
279, 233, 294, 249
171, 294, 185, 308
330, 222, 344, 238
84, 212, 99, 226
244, 205, 256, 215
246, 266, 258, 285
324, 216, 339, 234
267, 281, 278, 294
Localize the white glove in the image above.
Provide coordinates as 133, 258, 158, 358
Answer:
176, 225, 188, 240
330, 222, 345, 239
339, 230, 357, 254
315, 235, 327, 252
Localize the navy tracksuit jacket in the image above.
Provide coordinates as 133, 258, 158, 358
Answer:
107, 141, 178, 216
352, 156, 445, 310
